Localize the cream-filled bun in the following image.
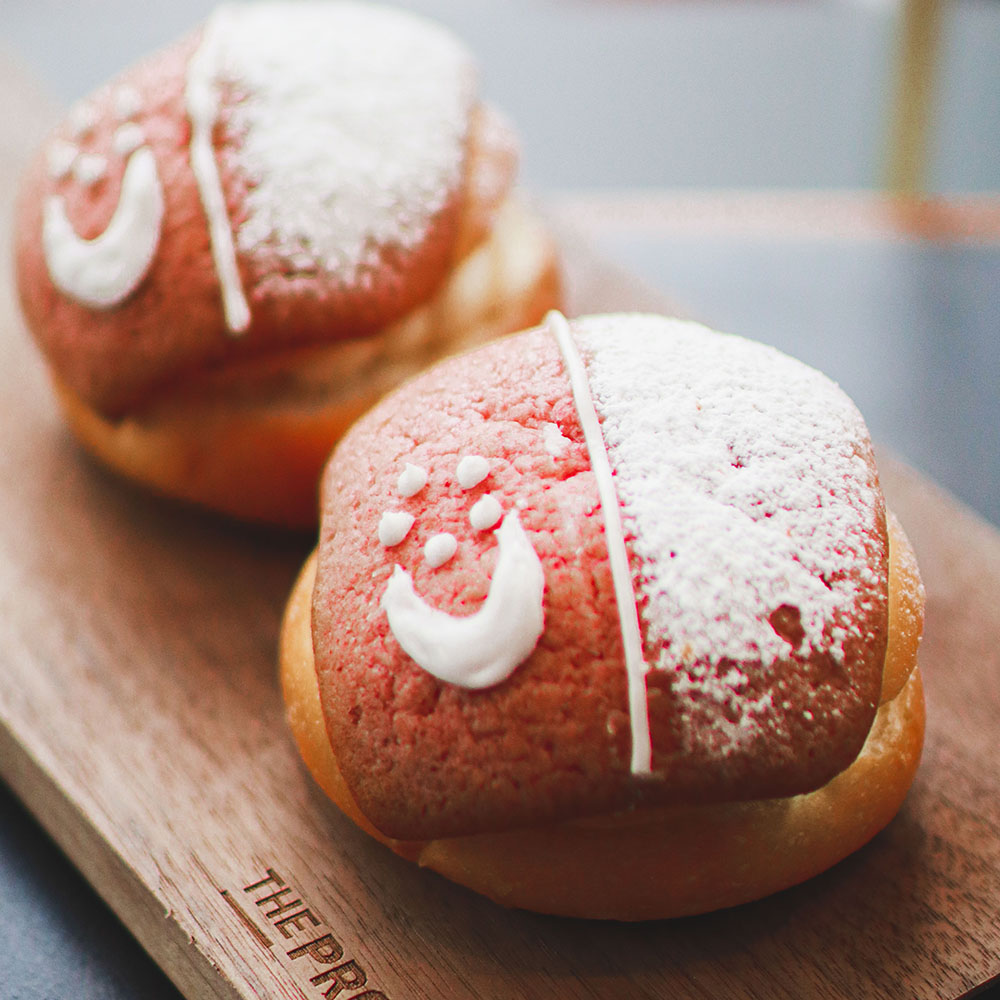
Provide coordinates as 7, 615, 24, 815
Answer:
280, 313, 925, 919
15, 1, 561, 528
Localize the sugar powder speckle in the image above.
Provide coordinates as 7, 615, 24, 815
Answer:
470, 493, 503, 530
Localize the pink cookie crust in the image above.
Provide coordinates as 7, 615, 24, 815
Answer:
15, 21, 472, 418
312, 323, 888, 841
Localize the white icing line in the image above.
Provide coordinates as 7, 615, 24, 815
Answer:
457, 455, 489, 489
378, 511, 414, 547
382, 513, 545, 689
42, 146, 164, 309
185, 10, 252, 334
424, 533, 457, 568
470, 493, 502, 531
547, 310, 653, 776
397, 463, 428, 497
542, 421, 569, 457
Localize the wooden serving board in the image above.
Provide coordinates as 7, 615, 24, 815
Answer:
3, 65, 1000, 1000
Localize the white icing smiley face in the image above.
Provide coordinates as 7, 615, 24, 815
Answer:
370, 312, 885, 781
42, 89, 164, 308
377, 454, 546, 691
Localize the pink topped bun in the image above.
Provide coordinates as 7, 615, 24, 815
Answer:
15, 1, 560, 527
280, 312, 925, 919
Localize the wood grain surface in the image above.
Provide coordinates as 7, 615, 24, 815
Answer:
3, 62, 1000, 1000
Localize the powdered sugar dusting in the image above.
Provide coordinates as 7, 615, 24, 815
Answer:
397, 462, 428, 497
573, 315, 881, 747
211, 1, 476, 285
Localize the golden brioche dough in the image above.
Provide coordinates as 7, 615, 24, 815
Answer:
279, 512, 925, 919
882, 510, 926, 703
54, 200, 561, 528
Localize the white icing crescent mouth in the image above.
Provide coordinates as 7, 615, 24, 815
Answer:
381, 512, 545, 689
42, 146, 164, 308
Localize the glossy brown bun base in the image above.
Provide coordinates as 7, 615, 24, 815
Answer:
52, 200, 561, 529
279, 515, 925, 919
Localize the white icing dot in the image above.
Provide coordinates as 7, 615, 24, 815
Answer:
542, 421, 570, 457
457, 455, 489, 489
47, 140, 78, 180
378, 511, 414, 547
397, 463, 428, 497
469, 493, 502, 531
68, 102, 98, 138
72, 153, 108, 186
112, 122, 145, 156
803, 710, 815, 722
424, 533, 458, 568
114, 85, 143, 121
576, 314, 876, 670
